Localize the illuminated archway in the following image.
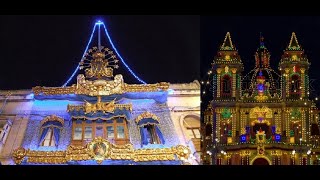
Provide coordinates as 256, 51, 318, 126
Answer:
250, 156, 272, 165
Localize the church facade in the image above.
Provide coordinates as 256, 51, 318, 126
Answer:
0, 31, 200, 165
203, 32, 320, 165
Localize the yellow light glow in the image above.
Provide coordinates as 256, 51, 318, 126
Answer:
292, 55, 298, 60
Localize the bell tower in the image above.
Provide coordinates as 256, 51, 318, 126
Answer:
279, 32, 310, 99
212, 32, 244, 100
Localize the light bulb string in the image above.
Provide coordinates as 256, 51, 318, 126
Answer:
62, 23, 97, 87
102, 23, 146, 84
62, 21, 147, 87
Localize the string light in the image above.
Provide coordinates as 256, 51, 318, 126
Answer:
62, 22, 97, 87
62, 20, 147, 87
102, 22, 146, 84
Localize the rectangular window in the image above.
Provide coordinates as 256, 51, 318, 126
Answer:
95, 126, 104, 138
117, 126, 125, 139
73, 127, 82, 140
107, 126, 114, 139
84, 127, 92, 140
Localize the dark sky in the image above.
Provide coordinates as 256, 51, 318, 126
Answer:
201, 16, 320, 108
0, 15, 199, 90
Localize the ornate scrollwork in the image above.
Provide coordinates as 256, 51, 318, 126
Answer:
80, 46, 119, 79
173, 145, 191, 161
67, 100, 132, 114
12, 147, 27, 164
12, 138, 191, 165
135, 111, 160, 124
249, 106, 273, 119
83, 96, 115, 114
40, 115, 64, 126
86, 137, 111, 164
33, 76, 169, 96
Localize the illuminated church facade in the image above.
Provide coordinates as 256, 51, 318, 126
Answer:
203, 32, 320, 165
0, 22, 200, 165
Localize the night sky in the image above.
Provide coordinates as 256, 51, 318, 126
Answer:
0, 15, 199, 90
201, 16, 320, 108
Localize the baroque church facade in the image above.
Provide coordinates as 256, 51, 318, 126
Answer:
203, 32, 320, 165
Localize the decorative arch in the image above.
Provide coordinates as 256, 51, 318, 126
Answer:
289, 74, 301, 97
221, 74, 232, 97
179, 113, 201, 155
250, 155, 272, 165
39, 115, 64, 147
135, 111, 159, 127
179, 113, 201, 142
249, 107, 272, 139
40, 115, 64, 127
135, 112, 164, 146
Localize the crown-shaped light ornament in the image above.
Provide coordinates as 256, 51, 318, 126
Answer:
80, 46, 119, 79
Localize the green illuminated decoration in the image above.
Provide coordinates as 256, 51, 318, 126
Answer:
290, 130, 294, 137
221, 72, 232, 77
290, 72, 300, 77
228, 130, 232, 137
290, 108, 301, 119
221, 108, 232, 119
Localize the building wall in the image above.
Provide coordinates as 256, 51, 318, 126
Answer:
167, 80, 201, 164
0, 81, 201, 165
0, 90, 34, 164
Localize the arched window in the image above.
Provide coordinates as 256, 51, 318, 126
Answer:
39, 115, 64, 147
183, 115, 200, 152
221, 75, 232, 98
290, 74, 301, 98
136, 112, 165, 146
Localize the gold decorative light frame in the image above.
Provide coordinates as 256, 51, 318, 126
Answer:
40, 115, 64, 126
32, 81, 170, 96
12, 137, 191, 165
135, 111, 160, 124
249, 106, 273, 119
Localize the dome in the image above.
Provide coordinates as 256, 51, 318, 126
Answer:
243, 68, 281, 97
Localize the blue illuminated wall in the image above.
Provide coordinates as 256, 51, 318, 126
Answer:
22, 94, 180, 151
